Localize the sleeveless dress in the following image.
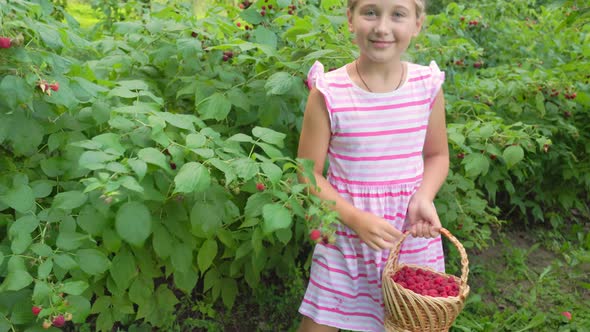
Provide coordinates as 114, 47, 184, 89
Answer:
298, 60, 446, 332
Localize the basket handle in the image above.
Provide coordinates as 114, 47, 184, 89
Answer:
387, 228, 469, 289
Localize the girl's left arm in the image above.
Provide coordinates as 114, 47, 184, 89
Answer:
407, 89, 449, 237
418, 89, 449, 200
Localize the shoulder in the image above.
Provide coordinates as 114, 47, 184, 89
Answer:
406, 60, 444, 81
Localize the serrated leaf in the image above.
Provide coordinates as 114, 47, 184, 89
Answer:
52, 191, 87, 210
54, 254, 78, 270
232, 158, 259, 181
260, 162, 283, 184
503, 145, 524, 168
77, 205, 107, 236
0, 185, 34, 213
115, 201, 152, 247
152, 225, 174, 259
252, 126, 286, 147
79, 151, 119, 170
190, 201, 223, 237
76, 249, 110, 275
186, 133, 206, 148
221, 278, 238, 309
0, 270, 33, 291
262, 203, 292, 234
171, 242, 193, 273
265, 72, 296, 96
463, 153, 490, 178
110, 248, 136, 290
138, 147, 169, 170
156, 112, 196, 131
197, 239, 218, 273
174, 162, 211, 194
61, 280, 89, 295
198, 93, 231, 121
244, 193, 273, 219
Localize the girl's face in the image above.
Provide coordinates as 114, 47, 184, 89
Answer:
347, 0, 424, 64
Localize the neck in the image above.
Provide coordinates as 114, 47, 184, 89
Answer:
354, 56, 405, 93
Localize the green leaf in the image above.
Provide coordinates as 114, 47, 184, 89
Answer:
152, 225, 174, 259
76, 249, 110, 275
503, 145, 524, 168
52, 191, 87, 210
67, 295, 92, 323
239, 6, 263, 25
253, 26, 278, 49
128, 158, 148, 180
463, 153, 490, 178
186, 133, 207, 148
115, 202, 152, 247
0, 75, 32, 109
30, 243, 53, 257
33, 281, 52, 303
30, 180, 55, 198
61, 280, 89, 295
54, 254, 78, 270
0, 270, 33, 291
56, 231, 86, 250
265, 72, 296, 96
174, 162, 211, 194
260, 162, 283, 184
256, 142, 284, 158
37, 259, 53, 279
9, 215, 39, 237
232, 158, 259, 181
138, 147, 169, 170
174, 266, 198, 294
190, 201, 223, 237
10, 233, 32, 255
262, 203, 292, 234
77, 205, 108, 236
0, 184, 34, 213
79, 151, 119, 170
110, 248, 137, 290
156, 112, 196, 131
221, 278, 238, 309
245, 193, 273, 219
228, 133, 253, 143
252, 127, 286, 147
198, 93, 231, 121
171, 242, 193, 273
197, 239, 217, 273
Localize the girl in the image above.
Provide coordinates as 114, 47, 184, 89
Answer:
296, 0, 449, 331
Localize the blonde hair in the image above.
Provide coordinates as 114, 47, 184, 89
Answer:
347, 0, 426, 18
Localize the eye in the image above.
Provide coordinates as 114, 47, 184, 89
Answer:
362, 8, 377, 17
393, 11, 406, 18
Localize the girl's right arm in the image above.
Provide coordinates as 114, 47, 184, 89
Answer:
297, 88, 402, 250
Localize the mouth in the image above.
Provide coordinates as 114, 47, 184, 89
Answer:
370, 40, 394, 48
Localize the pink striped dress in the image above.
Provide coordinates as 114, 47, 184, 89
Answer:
298, 60, 446, 331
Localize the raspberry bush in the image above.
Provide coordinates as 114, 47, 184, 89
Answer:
0, 0, 588, 330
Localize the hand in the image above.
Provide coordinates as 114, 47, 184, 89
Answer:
349, 210, 403, 250
407, 194, 442, 238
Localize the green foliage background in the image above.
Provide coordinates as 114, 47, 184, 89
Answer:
0, 0, 588, 331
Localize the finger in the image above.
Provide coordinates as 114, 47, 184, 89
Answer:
415, 221, 426, 238
376, 238, 395, 250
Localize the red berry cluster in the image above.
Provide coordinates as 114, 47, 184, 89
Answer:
238, 0, 252, 9
468, 20, 479, 27
564, 92, 577, 100
222, 50, 234, 62
391, 266, 460, 298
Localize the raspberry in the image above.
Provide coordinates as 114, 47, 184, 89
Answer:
50, 82, 59, 92
309, 229, 321, 241
256, 182, 265, 191
32, 306, 42, 316
0, 37, 11, 49
52, 315, 65, 327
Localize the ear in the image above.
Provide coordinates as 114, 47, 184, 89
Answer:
413, 14, 425, 37
347, 8, 354, 33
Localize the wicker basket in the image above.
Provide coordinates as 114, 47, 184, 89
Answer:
382, 228, 470, 332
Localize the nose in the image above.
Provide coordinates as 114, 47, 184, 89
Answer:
373, 16, 390, 36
